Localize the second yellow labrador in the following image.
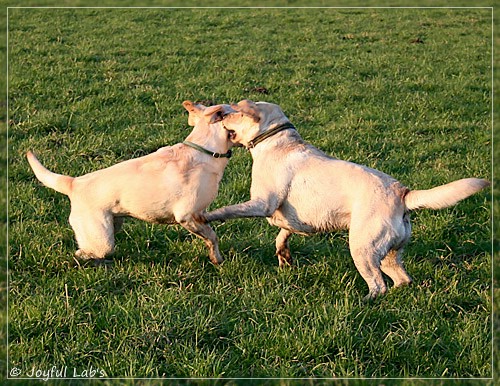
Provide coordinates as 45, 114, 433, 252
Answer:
205, 100, 489, 299
27, 101, 234, 264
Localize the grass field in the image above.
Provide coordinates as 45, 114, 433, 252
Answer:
7, 6, 492, 380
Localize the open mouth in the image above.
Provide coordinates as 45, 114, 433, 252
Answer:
227, 130, 236, 140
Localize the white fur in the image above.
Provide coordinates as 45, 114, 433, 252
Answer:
28, 101, 234, 263
206, 100, 490, 299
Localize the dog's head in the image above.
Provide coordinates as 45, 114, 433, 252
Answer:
182, 100, 236, 150
205, 99, 289, 148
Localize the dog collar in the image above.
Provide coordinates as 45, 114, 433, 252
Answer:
247, 122, 296, 149
183, 141, 232, 159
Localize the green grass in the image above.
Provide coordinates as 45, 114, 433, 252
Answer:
7, 7, 492, 380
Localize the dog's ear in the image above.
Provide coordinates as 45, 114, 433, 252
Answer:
203, 105, 225, 124
232, 99, 260, 122
204, 104, 238, 124
183, 100, 206, 126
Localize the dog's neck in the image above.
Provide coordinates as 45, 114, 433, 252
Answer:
247, 121, 296, 149
185, 130, 230, 156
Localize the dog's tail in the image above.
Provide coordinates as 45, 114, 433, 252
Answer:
27, 151, 74, 196
404, 178, 489, 211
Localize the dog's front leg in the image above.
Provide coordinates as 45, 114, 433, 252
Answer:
177, 214, 223, 264
276, 228, 293, 267
205, 197, 278, 223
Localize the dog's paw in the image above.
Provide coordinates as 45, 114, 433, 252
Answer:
74, 250, 112, 267
75, 249, 91, 259
277, 249, 293, 267
362, 285, 387, 302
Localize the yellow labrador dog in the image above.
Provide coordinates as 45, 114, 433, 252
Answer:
205, 99, 489, 299
27, 101, 234, 264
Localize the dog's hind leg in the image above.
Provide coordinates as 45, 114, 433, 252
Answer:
380, 212, 412, 288
276, 228, 293, 267
380, 249, 413, 288
177, 214, 223, 265
350, 249, 387, 301
69, 211, 115, 260
348, 225, 388, 300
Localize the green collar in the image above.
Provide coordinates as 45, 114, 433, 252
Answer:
247, 122, 296, 149
183, 141, 232, 159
